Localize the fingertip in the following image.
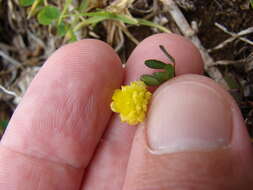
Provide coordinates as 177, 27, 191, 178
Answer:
2, 39, 124, 168
123, 74, 253, 190
0, 39, 125, 189
148, 74, 252, 153
46, 39, 123, 75
125, 33, 204, 82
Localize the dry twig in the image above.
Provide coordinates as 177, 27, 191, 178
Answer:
160, 0, 228, 88
0, 51, 22, 66
208, 23, 253, 52
0, 84, 18, 98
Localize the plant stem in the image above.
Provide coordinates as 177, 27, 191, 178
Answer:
27, 0, 41, 19
58, 0, 73, 25
159, 45, 175, 63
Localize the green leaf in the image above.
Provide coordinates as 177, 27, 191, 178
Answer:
66, 29, 77, 42
140, 75, 160, 86
164, 64, 175, 79
224, 75, 240, 89
74, 12, 170, 32
84, 16, 108, 24
74, 16, 109, 31
0, 120, 8, 130
137, 19, 171, 33
19, 0, 35, 7
37, 6, 60, 25
72, 11, 139, 32
79, 0, 89, 11
81, 11, 138, 25
251, 0, 253, 8
112, 14, 138, 25
72, 11, 138, 28
144, 59, 167, 69
57, 22, 68, 37
153, 72, 169, 82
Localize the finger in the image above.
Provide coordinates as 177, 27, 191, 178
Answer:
123, 75, 253, 190
125, 33, 203, 82
0, 39, 123, 190
82, 33, 204, 190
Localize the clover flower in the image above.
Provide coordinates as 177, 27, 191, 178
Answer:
111, 45, 175, 126
111, 81, 152, 125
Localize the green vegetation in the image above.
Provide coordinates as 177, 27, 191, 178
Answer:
19, 0, 170, 42
140, 46, 175, 86
0, 120, 8, 134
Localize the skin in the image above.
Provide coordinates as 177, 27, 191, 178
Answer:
0, 33, 252, 190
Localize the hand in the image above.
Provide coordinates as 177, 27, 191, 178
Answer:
0, 33, 252, 190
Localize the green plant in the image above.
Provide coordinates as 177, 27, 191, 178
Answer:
19, 0, 170, 43
140, 45, 175, 86
19, 0, 35, 7
0, 120, 8, 134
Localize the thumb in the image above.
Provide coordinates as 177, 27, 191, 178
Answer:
123, 75, 253, 190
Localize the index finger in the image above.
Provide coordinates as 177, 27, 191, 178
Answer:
0, 39, 123, 189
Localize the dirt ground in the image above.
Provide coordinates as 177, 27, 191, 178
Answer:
0, 0, 253, 139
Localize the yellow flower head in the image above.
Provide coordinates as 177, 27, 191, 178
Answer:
111, 81, 152, 125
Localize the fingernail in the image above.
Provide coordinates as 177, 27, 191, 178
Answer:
146, 81, 233, 154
